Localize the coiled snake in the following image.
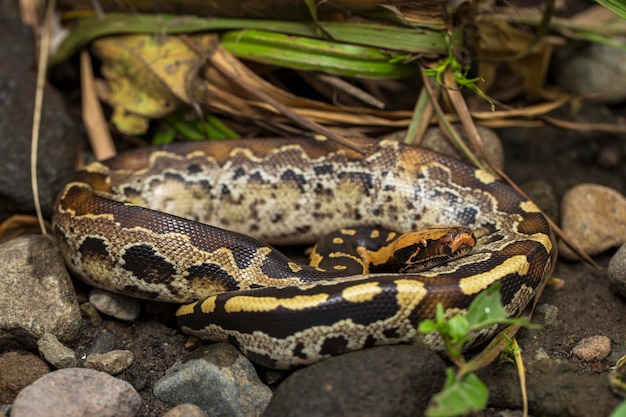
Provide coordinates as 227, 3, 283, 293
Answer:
53, 137, 556, 369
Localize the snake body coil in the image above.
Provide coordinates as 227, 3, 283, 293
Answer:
53, 138, 556, 369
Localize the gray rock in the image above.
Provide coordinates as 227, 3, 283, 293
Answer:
0, 351, 50, 403
535, 303, 558, 327
84, 349, 134, 375
89, 288, 141, 321
559, 184, 626, 260
0, 5, 79, 222
553, 38, 626, 104
0, 235, 81, 346
87, 332, 116, 355
162, 403, 209, 417
37, 332, 78, 368
422, 125, 505, 170
609, 243, 626, 297
153, 343, 271, 417
263, 345, 446, 417
11, 368, 141, 417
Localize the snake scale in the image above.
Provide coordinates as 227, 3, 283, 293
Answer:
53, 137, 556, 369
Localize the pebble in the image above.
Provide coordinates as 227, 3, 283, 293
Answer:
609, 243, 626, 297
153, 343, 271, 417
84, 349, 134, 375
553, 37, 626, 103
89, 288, 141, 321
263, 345, 446, 417
37, 332, 78, 368
0, 235, 81, 346
558, 184, 626, 260
87, 332, 117, 355
572, 336, 612, 362
422, 125, 505, 170
0, 352, 50, 403
10, 368, 141, 417
535, 303, 559, 327
79, 302, 103, 327
162, 403, 209, 417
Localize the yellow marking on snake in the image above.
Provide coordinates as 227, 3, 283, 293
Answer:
224, 294, 329, 313
332, 237, 344, 245
340, 228, 357, 236
394, 279, 427, 310
288, 262, 302, 273
201, 297, 217, 314
520, 200, 541, 213
370, 230, 380, 239
333, 265, 347, 270
176, 301, 198, 316
459, 255, 530, 295
474, 169, 497, 184
341, 282, 383, 303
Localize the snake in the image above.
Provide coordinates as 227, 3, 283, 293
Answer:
53, 137, 557, 369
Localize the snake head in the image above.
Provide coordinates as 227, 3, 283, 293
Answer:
392, 225, 476, 273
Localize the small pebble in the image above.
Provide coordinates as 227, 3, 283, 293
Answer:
534, 348, 550, 360
559, 184, 626, 260
153, 343, 271, 417
87, 332, 117, 355
535, 303, 559, 327
84, 349, 134, 375
609, 243, 626, 297
10, 368, 141, 417
79, 302, 103, 327
89, 288, 141, 321
572, 336, 612, 362
37, 332, 77, 368
162, 403, 209, 417
0, 352, 50, 403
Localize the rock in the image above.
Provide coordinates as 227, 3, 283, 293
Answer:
89, 288, 141, 321
0, 235, 81, 346
535, 303, 558, 327
553, 38, 626, 103
263, 345, 446, 417
153, 343, 271, 417
0, 4, 79, 222
609, 243, 626, 297
572, 336, 612, 362
0, 351, 50, 403
87, 332, 117, 355
84, 350, 134, 375
422, 125, 505, 170
11, 368, 141, 417
162, 403, 209, 417
37, 332, 78, 368
79, 302, 103, 327
559, 184, 626, 260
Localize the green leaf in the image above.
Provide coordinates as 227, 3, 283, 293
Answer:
464, 283, 508, 329
426, 370, 489, 417
610, 400, 626, 417
595, 0, 626, 19
446, 315, 470, 343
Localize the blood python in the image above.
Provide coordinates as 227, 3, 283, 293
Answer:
53, 137, 556, 369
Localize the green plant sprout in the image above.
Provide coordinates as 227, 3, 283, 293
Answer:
422, 51, 496, 111
418, 283, 538, 417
